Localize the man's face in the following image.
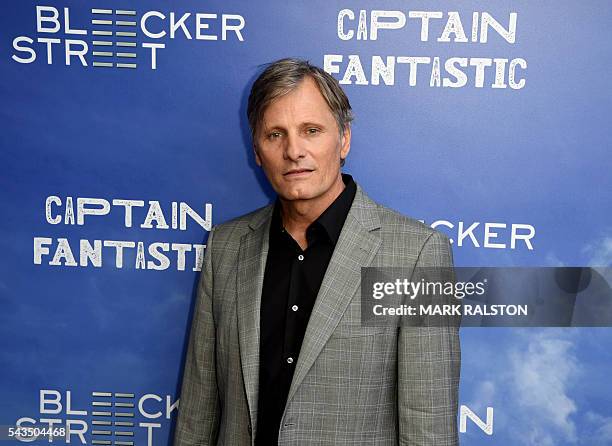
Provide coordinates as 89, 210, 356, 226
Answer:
254, 76, 351, 204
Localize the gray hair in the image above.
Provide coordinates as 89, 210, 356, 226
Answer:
247, 58, 353, 165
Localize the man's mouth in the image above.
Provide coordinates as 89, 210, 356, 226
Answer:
284, 169, 314, 176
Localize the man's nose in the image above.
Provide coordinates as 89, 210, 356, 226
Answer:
283, 133, 306, 161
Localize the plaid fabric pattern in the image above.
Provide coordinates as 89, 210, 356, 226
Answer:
174, 183, 460, 446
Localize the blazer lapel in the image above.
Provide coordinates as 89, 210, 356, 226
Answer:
286, 185, 382, 405
236, 204, 273, 432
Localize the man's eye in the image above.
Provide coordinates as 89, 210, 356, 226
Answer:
268, 132, 281, 139
306, 128, 320, 135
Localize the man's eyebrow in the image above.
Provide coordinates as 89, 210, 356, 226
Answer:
260, 121, 327, 133
300, 121, 326, 128
260, 121, 284, 132
261, 126, 284, 135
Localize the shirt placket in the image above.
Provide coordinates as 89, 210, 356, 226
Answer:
281, 224, 324, 371
281, 232, 304, 368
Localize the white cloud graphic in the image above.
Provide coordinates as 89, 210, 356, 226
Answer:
509, 329, 579, 444
461, 328, 582, 445
583, 236, 612, 266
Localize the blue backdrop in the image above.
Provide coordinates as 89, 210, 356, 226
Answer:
2, 1, 611, 445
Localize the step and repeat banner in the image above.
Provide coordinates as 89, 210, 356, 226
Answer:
2, 1, 611, 445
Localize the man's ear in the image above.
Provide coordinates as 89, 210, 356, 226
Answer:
253, 143, 262, 167
340, 126, 351, 160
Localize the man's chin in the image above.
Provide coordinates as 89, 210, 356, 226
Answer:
281, 193, 312, 202
278, 188, 317, 202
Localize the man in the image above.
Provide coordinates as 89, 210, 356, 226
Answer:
174, 58, 460, 446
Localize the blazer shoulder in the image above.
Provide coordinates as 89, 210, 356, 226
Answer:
374, 201, 441, 235
369, 200, 453, 267
354, 183, 449, 245
210, 203, 273, 244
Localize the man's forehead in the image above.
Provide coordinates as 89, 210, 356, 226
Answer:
261, 78, 333, 124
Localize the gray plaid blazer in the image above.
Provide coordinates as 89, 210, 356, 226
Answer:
174, 182, 460, 446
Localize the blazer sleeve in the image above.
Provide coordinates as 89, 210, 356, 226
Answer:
397, 231, 461, 446
174, 226, 221, 446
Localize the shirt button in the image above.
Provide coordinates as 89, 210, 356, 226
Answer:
291, 305, 298, 312
298, 254, 304, 261
286, 357, 294, 364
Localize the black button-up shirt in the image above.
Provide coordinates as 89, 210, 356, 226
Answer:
255, 173, 357, 445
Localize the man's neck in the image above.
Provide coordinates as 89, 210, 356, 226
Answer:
279, 175, 345, 249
